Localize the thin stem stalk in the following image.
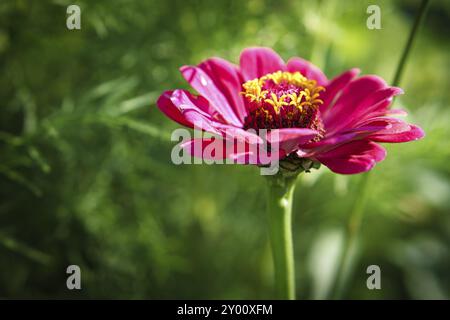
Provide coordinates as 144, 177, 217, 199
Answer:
267, 176, 297, 300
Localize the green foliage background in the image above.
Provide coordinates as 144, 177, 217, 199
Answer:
0, 0, 449, 299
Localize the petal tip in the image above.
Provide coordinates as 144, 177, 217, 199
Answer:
350, 68, 361, 76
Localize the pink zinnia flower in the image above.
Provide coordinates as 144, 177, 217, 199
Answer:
157, 47, 424, 174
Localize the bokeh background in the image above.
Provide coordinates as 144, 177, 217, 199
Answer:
0, 0, 449, 299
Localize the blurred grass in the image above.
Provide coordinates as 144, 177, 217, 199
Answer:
0, 0, 449, 299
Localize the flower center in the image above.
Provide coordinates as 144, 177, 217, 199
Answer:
242, 71, 325, 136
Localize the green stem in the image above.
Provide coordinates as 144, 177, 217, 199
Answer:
267, 175, 297, 300
329, 0, 430, 299
392, 0, 430, 87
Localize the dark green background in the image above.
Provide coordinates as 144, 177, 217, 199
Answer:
0, 0, 449, 299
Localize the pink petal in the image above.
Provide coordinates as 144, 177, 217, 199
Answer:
170, 89, 221, 118
180, 109, 222, 134
157, 90, 223, 129
385, 109, 408, 117
162, 91, 263, 144
360, 108, 408, 121
298, 120, 390, 158
266, 128, 318, 154
301, 128, 382, 157
315, 140, 387, 174
370, 124, 425, 143
266, 128, 318, 144
360, 87, 403, 113
343, 87, 404, 129
181, 138, 283, 165
180, 66, 243, 127
181, 138, 227, 160
157, 90, 193, 127
199, 58, 248, 123
302, 117, 421, 157
323, 75, 388, 133
213, 124, 263, 144
354, 116, 406, 129
320, 68, 360, 115
169, 89, 226, 133
286, 57, 328, 86
239, 47, 286, 81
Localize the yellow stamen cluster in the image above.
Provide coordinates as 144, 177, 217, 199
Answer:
241, 71, 324, 113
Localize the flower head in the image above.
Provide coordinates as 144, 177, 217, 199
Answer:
242, 71, 325, 137
157, 47, 424, 174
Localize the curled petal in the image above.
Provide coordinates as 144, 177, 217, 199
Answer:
199, 58, 248, 123
157, 90, 223, 128
161, 91, 263, 144
181, 110, 222, 135
181, 66, 243, 126
359, 109, 408, 122
168, 89, 226, 134
170, 89, 220, 117
370, 124, 425, 143
157, 90, 193, 127
355, 117, 424, 143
